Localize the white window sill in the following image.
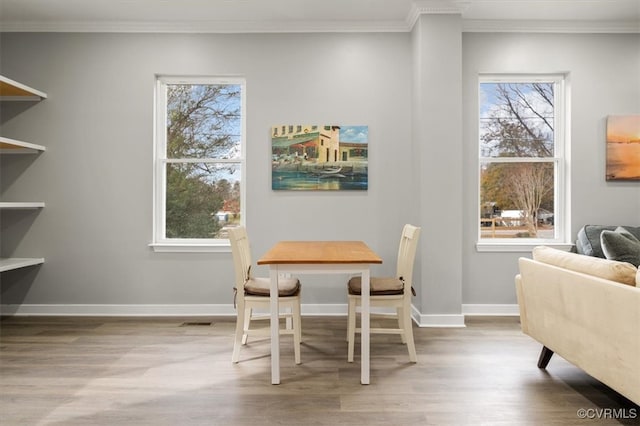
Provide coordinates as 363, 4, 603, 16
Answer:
149, 242, 230, 253
476, 241, 574, 253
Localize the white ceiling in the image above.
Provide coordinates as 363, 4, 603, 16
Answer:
0, 0, 638, 33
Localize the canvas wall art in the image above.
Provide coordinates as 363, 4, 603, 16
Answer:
271, 125, 368, 190
606, 115, 640, 181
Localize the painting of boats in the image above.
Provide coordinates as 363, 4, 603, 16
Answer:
606, 115, 640, 181
271, 125, 368, 190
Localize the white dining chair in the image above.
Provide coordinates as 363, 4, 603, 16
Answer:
346, 224, 421, 363
228, 226, 302, 364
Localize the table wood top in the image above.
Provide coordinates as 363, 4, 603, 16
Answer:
257, 241, 383, 265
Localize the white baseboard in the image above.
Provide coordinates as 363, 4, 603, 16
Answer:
0, 303, 351, 317
412, 305, 466, 328
0, 303, 517, 323
462, 304, 520, 316
0, 304, 237, 316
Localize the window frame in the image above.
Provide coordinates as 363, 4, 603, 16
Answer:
476, 74, 571, 253
150, 75, 246, 253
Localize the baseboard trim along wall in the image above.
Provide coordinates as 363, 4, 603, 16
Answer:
412, 305, 467, 328
461, 304, 520, 316
0, 304, 349, 317
0, 303, 517, 325
0, 304, 238, 317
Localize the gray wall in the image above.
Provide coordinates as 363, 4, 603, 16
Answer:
412, 15, 464, 323
462, 33, 640, 306
0, 32, 414, 311
1, 28, 639, 317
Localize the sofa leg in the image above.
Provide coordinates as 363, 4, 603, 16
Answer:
537, 346, 554, 368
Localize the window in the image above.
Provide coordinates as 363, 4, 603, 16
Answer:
477, 75, 569, 251
152, 76, 245, 252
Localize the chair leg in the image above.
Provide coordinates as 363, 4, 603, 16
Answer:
345, 299, 351, 343
232, 301, 245, 363
397, 307, 407, 344
241, 307, 251, 345
347, 296, 357, 363
293, 300, 302, 364
295, 301, 302, 344
403, 309, 417, 363
286, 306, 293, 331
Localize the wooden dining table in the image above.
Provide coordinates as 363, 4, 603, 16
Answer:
257, 240, 382, 385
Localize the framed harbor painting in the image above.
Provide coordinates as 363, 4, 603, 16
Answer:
271, 125, 368, 190
606, 115, 640, 181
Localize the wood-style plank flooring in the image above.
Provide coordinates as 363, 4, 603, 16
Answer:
1, 316, 638, 425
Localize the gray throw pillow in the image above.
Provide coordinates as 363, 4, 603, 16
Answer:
600, 227, 640, 267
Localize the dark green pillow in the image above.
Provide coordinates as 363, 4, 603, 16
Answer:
600, 227, 640, 267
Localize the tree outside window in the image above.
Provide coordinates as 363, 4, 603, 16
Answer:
153, 77, 245, 250
479, 77, 565, 242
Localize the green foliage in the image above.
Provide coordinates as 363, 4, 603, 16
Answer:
481, 163, 554, 212
481, 163, 516, 210
166, 164, 223, 239
164, 83, 242, 239
167, 84, 241, 159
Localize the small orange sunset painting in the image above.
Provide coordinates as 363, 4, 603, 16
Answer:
606, 115, 640, 181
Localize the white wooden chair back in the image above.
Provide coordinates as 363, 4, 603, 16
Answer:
396, 224, 421, 299
228, 226, 252, 297
228, 226, 302, 364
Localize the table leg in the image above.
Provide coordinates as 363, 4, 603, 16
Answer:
269, 267, 280, 385
361, 268, 370, 385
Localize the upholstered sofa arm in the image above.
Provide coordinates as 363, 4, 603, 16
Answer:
516, 257, 640, 404
515, 274, 527, 334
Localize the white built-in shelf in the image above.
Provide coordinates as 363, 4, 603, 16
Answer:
0, 75, 47, 101
0, 136, 46, 154
0, 204, 45, 272
0, 76, 47, 274
0, 258, 45, 273
0, 202, 45, 209
0, 76, 47, 153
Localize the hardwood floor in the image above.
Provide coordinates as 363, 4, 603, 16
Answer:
1, 316, 637, 425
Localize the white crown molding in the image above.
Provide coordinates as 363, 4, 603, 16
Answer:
406, 0, 471, 29
4, 19, 633, 35
463, 19, 640, 33
0, 19, 409, 34
0, 1, 637, 34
